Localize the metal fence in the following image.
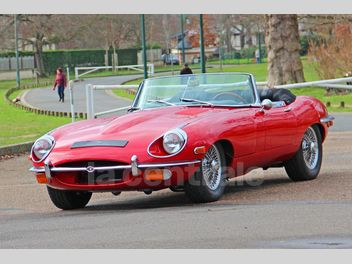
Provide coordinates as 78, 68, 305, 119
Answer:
75, 64, 155, 80
0, 56, 35, 71
85, 84, 138, 119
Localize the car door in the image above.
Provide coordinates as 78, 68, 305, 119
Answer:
262, 105, 297, 150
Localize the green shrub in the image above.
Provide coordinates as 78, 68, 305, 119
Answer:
42, 48, 138, 74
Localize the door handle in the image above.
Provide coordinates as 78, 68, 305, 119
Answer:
284, 107, 292, 112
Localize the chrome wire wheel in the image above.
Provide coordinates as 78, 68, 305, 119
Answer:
301, 127, 319, 170
201, 145, 222, 190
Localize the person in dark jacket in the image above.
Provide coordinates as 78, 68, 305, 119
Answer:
53, 67, 67, 102
180, 63, 193, 75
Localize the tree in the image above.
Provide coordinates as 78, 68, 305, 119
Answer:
265, 15, 305, 87
19, 15, 86, 76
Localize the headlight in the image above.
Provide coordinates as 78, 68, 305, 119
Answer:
162, 129, 187, 155
31, 135, 55, 162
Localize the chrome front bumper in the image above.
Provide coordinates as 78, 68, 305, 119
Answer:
320, 115, 335, 124
30, 155, 201, 181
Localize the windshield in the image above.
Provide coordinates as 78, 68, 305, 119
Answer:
133, 73, 257, 110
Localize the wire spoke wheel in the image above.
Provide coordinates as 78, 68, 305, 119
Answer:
202, 145, 222, 190
284, 125, 322, 182
301, 127, 319, 170
185, 143, 226, 203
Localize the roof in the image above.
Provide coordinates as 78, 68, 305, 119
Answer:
175, 39, 193, 49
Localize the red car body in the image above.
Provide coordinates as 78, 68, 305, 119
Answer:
31, 96, 331, 190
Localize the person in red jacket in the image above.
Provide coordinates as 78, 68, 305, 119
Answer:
53, 67, 67, 102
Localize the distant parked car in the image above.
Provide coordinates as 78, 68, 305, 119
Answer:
162, 54, 180, 65
192, 55, 207, 64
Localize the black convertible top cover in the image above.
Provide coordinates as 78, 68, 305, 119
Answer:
258, 88, 296, 104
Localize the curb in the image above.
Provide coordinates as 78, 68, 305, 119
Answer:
0, 141, 34, 157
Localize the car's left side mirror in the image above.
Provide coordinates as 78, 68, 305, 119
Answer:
261, 99, 273, 111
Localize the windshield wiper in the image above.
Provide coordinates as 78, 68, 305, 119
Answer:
180, 97, 214, 107
127, 106, 140, 112
147, 99, 176, 106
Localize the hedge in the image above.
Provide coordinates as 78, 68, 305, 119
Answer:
42, 48, 138, 74
0, 51, 34, 57
0, 48, 138, 74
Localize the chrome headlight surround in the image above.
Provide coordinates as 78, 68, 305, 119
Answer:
31, 135, 55, 163
147, 128, 188, 158
162, 128, 187, 155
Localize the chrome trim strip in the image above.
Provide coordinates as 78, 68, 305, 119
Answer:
29, 160, 201, 174
131, 155, 139, 176
44, 159, 52, 180
249, 73, 262, 106
51, 165, 132, 172
320, 115, 335, 123
138, 160, 201, 168
30, 167, 45, 173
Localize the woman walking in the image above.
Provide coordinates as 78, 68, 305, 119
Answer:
53, 68, 67, 102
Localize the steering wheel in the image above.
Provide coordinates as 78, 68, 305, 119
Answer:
212, 92, 247, 104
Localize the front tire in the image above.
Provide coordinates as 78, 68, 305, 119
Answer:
185, 143, 227, 203
284, 125, 322, 181
47, 186, 92, 210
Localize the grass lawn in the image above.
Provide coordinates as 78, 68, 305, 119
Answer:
117, 60, 351, 112
0, 79, 72, 146
208, 57, 268, 65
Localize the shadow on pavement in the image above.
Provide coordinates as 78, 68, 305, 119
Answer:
78, 174, 293, 212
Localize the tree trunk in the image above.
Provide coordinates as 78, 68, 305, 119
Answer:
225, 28, 232, 52
266, 15, 305, 87
34, 38, 46, 77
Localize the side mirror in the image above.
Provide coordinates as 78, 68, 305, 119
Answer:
261, 99, 273, 111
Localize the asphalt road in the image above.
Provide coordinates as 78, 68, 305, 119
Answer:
1, 128, 352, 248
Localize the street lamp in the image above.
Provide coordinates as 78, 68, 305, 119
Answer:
180, 14, 186, 64
140, 14, 148, 79
14, 14, 20, 88
199, 14, 206, 73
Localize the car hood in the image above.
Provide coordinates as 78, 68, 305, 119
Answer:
51, 106, 236, 151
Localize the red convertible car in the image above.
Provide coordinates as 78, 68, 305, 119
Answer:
30, 73, 334, 210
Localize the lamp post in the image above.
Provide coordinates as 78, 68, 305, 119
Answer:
199, 14, 206, 73
257, 31, 262, 64
140, 14, 148, 79
14, 14, 20, 88
180, 14, 186, 64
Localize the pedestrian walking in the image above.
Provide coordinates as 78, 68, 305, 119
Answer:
180, 63, 193, 75
53, 67, 67, 103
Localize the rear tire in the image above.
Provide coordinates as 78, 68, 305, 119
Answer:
185, 143, 227, 203
47, 186, 92, 210
284, 125, 322, 181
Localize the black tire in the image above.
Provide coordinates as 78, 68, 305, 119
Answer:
284, 125, 322, 181
47, 186, 92, 210
185, 143, 227, 203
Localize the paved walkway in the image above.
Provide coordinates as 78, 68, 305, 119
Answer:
23, 74, 141, 114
